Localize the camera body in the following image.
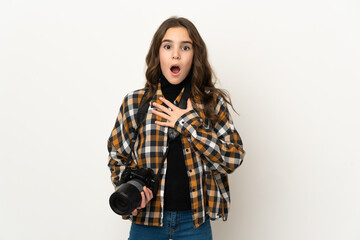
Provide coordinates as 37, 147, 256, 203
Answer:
109, 166, 158, 216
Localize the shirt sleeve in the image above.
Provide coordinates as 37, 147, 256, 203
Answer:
107, 94, 138, 189
174, 96, 245, 174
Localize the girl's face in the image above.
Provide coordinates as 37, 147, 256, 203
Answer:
159, 27, 194, 85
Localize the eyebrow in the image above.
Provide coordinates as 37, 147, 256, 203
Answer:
161, 39, 193, 45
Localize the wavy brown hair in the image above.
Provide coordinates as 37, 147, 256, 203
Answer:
144, 17, 235, 123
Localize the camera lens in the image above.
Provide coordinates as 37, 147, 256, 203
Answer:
114, 199, 127, 209
109, 179, 145, 215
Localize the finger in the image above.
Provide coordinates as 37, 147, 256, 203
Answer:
159, 97, 178, 110
153, 102, 173, 115
144, 187, 152, 203
151, 109, 171, 120
147, 187, 153, 200
155, 120, 174, 128
149, 188, 154, 199
132, 209, 138, 216
139, 191, 146, 208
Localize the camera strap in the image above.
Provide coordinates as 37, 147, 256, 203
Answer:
124, 87, 152, 170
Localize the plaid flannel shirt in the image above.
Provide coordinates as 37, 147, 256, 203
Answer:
107, 82, 245, 228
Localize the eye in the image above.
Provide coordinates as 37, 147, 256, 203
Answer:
163, 45, 171, 50
182, 46, 191, 51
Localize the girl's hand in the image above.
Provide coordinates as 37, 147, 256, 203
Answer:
152, 97, 193, 128
131, 186, 153, 216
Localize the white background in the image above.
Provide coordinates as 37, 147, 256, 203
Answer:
1, 0, 359, 239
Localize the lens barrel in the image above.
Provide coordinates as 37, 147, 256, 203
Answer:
109, 179, 145, 216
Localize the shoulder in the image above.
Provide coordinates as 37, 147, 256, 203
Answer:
123, 88, 147, 105
192, 92, 229, 123
194, 91, 227, 109
120, 88, 148, 111
214, 93, 226, 107
118, 88, 147, 119
212, 93, 228, 116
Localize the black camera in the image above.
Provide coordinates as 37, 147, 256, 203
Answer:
109, 166, 158, 216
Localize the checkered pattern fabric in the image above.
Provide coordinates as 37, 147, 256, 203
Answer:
107, 82, 245, 228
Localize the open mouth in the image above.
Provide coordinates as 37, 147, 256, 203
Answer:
170, 65, 181, 74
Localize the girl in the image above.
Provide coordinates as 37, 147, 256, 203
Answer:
108, 17, 245, 240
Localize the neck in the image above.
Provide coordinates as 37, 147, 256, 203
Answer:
160, 72, 191, 102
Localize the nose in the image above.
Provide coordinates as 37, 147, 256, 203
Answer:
172, 49, 180, 60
